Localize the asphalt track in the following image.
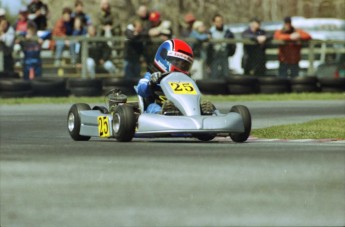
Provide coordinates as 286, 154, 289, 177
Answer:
1, 100, 344, 226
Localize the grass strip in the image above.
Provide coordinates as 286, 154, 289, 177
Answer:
1, 93, 344, 105
252, 118, 345, 140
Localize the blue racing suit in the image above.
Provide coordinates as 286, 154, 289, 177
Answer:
137, 72, 163, 114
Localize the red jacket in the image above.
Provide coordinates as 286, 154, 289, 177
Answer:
52, 18, 67, 37
50, 18, 67, 50
274, 29, 311, 64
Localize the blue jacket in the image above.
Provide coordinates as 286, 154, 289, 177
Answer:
20, 38, 41, 65
137, 72, 153, 98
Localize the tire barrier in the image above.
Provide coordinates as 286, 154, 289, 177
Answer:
196, 79, 228, 95
67, 78, 103, 97
0, 76, 344, 98
31, 78, 69, 97
290, 76, 320, 93
318, 78, 345, 92
258, 77, 291, 94
226, 76, 258, 94
0, 79, 32, 98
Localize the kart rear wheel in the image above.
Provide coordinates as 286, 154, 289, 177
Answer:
67, 103, 91, 141
113, 105, 136, 142
229, 105, 251, 142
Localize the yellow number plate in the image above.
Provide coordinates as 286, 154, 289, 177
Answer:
98, 116, 110, 137
169, 82, 197, 95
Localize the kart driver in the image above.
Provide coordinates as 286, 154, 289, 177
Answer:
137, 38, 194, 113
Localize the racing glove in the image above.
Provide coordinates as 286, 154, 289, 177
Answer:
150, 72, 162, 84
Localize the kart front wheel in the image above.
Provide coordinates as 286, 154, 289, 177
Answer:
112, 105, 136, 142
67, 103, 91, 141
229, 105, 251, 142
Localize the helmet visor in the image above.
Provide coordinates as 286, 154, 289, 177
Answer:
167, 56, 192, 72
166, 50, 193, 72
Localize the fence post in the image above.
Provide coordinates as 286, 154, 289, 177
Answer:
0, 50, 3, 72
307, 41, 315, 75
81, 38, 88, 78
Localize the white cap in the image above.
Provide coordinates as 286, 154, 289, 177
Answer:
0, 8, 6, 17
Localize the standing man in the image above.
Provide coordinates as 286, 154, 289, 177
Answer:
124, 19, 144, 79
242, 17, 271, 76
207, 14, 236, 79
0, 18, 15, 73
274, 16, 311, 78
80, 25, 116, 78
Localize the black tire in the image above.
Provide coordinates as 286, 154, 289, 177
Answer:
200, 100, 216, 115
229, 105, 251, 143
0, 90, 33, 98
31, 78, 68, 97
67, 103, 91, 141
0, 72, 20, 79
258, 77, 290, 94
196, 79, 228, 94
112, 105, 136, 142
195, 101, 216, 141
259, 84, 290, 94
0, 79, 31, 91
290, 76, 318, 85
70, 87, 102, 97
227, 84, 258, 94
103, 78, 136, 87
67, 78, 103, 89
226, 75, 258, 85
226, 75, 258, 94
291, 84, 320, 93
319, 78, 345, 88
320, 87, 345, 92
258, 77, 289, 85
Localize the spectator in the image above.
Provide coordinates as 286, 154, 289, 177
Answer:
52, 7, 74, 66
0, 19, 15, 73
274, 16, 311, 78
133, 5, 152, 66
148, 11, 172, 41
242, 17, 271, 76
97, 0, 121, 49
135, 5, 151, 33
207, 14, 236, 79
146, 11, 172, 65
72, 0, 92, 28
18, 22, 42, 80
79, 25, 116, 78
180, 12, 196, 38
124, 19, 144, 79
27, 0, 49, 31
14, 7, 29, 37
189, 20, 209, 80
97, 0, 121, 45
70, 17, 87, 65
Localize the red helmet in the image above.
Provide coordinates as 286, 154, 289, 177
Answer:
154, 39, 194, 74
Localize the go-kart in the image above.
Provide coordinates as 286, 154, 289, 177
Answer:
67, 72, 251, 142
